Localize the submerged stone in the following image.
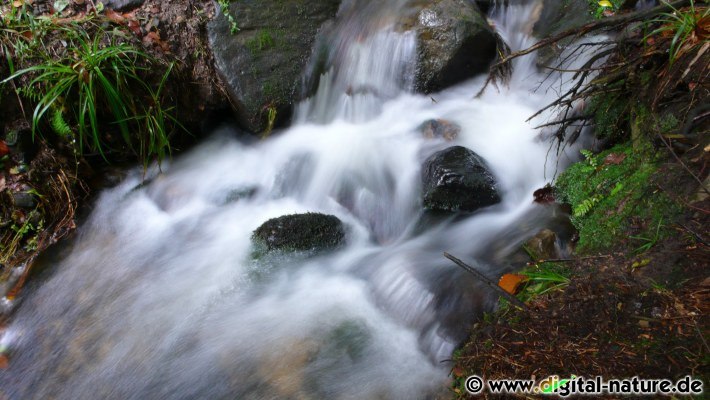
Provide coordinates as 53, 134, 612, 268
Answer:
422, 146, 501, 213
419, 119, 460, 141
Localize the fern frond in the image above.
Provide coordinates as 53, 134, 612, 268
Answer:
51, 108, 73, 139
573, 196, 599, 217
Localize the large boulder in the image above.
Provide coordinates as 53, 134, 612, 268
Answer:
422, 146, 500, 212
252, 213, 345, 254
407, 0, 497, 93
208, 0, 341, 133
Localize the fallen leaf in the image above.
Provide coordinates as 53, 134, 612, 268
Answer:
0, 355, 7, 369
105, 8, 125, 24
638, 320, 650, 329
0, 140, 9, 157
12, 0, 24, 8
451, 366, 465, 378
143, 31, 170, 52
127, 19, 142, 36
603, 153, 626, 165
498, 273, 526, 295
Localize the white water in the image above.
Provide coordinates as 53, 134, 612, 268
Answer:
1, 2, 597, 399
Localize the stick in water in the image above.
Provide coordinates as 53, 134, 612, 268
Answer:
443, 252, 529, 311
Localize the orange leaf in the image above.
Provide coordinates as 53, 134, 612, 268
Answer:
498, 273, 526, 295
0, 355, 8, 369
105, 8, 126, 25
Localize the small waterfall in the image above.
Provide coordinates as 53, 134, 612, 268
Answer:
296, 0, 416, 123
0, 1, 602, 399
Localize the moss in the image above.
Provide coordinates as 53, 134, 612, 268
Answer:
556, 141, 682, 253
588, 88, 629, 142
245, 29, 285, 55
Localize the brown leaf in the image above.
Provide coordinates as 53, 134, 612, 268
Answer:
451, 366, 465, 378
0, 355, 7, 369
498, 274, 526, 295
143, 31, 170, 52
127, 19, 142, 36
603, 152, 626, 165
105, 8, 126, 24
0, 140, 9, 157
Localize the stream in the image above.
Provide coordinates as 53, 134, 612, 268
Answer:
1, 1, 600, 399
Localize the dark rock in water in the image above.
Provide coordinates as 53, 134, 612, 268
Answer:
524, 229, 559, 260
408, 0, 497, 93
533, 185, 556, 204
419, 119, 460, 141
208, 0, 340, 133
252, 213, 345, 254
422, 146, 500, 212
99, 0, 144, 11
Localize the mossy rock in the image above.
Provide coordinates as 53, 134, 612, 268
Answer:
208, 0, 341, 133
252, 212, 345, 255
422, 146, 501, 213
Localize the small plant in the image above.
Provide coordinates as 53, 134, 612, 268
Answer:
2, 27, 177, 166
589, 0, 623, 19
518, 263, 571, 302
217, 0, 239, 35
645, 0, 710, 65
630, 218, 664, 253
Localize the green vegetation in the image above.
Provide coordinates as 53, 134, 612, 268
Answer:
645, 0, 710, 65
518, 262, 571, 302
588, 0, 623, 18
556, 142, 681, 252
217, 0, 240, 35
1, 10, 180, 167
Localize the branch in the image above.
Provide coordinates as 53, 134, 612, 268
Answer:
443, 253, 529, 311
492, 0, 692, 69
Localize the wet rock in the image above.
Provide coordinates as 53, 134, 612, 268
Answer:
12, 191, 37, 209
252, 213, 345, 254
408, 0, 497, 93
533, 0, 593, 66
99, 0, 144, 11
422, 146, 500, 212
419, 119, 460, 141
208, 0, 341, 133
533, 185, 556, 204
524, 229, 559, 260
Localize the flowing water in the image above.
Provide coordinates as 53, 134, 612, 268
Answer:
1, 1, 599, 399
